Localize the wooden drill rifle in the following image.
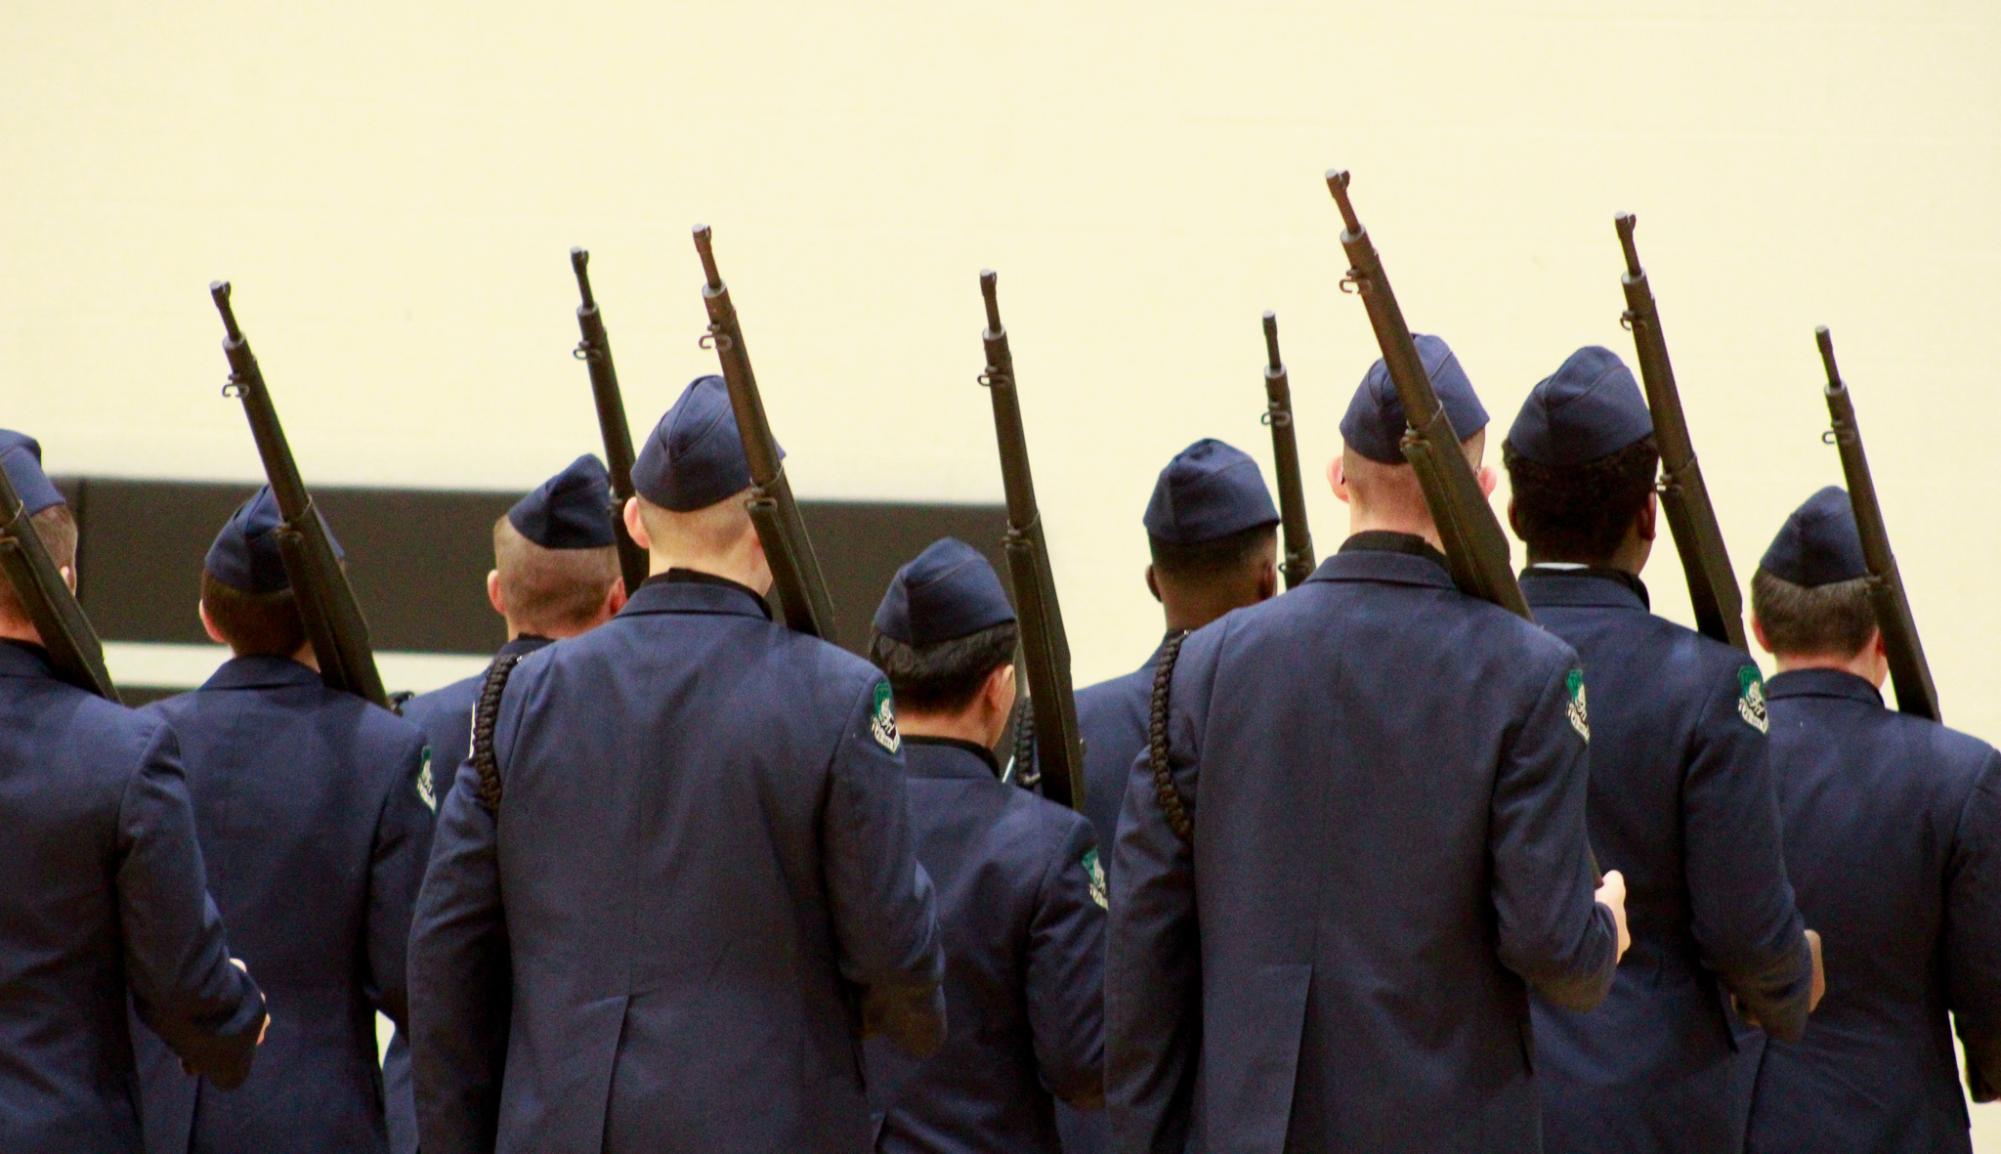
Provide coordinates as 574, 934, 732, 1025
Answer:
692, 225, 839, 643
1261, 311, 1316, 589
1816, 327, 1940, 721
1325, 171, 1529, 619
1616, 214, 1746, 649
211, 282, 390, 709
570, 248, 651, 594
979, 270, 1085, 811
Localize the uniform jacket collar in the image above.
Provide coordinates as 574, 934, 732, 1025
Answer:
200, 654, 323, 692
0, 638, 55, 680
1520, 566, 1651, 612
498, 634, 554, 661
1767, 667, 1885, 706
903, 735, 1003, 781
1309, 533, 1455, 591
624, 569, 774, 621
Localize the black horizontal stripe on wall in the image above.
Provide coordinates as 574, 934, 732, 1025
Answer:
56, 477, 1008, 682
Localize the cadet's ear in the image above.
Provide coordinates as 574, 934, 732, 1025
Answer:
1637, 492, 1658, 542
61, 564, 76, 594
1506, 496, 1524, 539
1145, 564, 1162, 604
988, 662, 1018, 713
198, 600, 226, 647
1257, 558, 1279, 602
605, 578, 628, 617
1476, 464, 1499, 499
1328, 456, 1351, 504
1750, 614, 1774, 656
623, 497, 652, 552
486, 570, 506, 617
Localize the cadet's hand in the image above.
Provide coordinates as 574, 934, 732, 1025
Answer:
1596, 870, 1632, 963
1804, 929, 1826, 1013
230, 958, 272, 1046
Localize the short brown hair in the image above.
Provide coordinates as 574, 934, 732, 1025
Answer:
1751, 568, 1877, 658
201, 569, 308, 657
493, 517, 620, 635
0, 506, 80, 623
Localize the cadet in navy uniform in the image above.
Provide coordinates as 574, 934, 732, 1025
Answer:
410, 375, 945, 1154
1071, 438, 1279, 870
1501, 347, 1823, 1154
1744, 487, 2001, 1153
865, 537, 1106, 1153
1062, 439, 1277, 1154
386, 452, 626, 1154
134, 487, 434, 1154
399, 453, 626, 799
0, 431, 267, 1154
1107, 337, 1630, 1154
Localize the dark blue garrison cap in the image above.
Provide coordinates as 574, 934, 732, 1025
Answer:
632, 375, 776, 513
874, 537, 1016, 646
205, 486, 343, 594
509, 454, 617, 549
1144, 439, 1280, 545
1507, 346, 1654, 466
0, 430, 65, 515
1760, 486, 1868, 588
1341, 333, 1489, 464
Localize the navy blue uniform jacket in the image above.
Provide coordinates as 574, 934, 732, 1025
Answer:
136, 656, 433, 1154
1747, 669, 2001, 1154
409, 574, 946, 1154
384, 633, 550, 1154
0, 641, 265, 1154
1521, 569, 1812, 1154
1107, 543, 1619, 1154
868, 736, 1105, 1153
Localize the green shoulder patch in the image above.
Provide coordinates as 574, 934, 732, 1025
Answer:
1565, 669, 1591, 743
416, 746, 436, 813
1737, 666, 1769, 734
869, 682, 901, 754
1082, 847, 1108, 910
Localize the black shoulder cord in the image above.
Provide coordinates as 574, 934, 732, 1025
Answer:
1149, 630, 1194, 844
1011, 697, 1042, 792
470, 653, 527, 813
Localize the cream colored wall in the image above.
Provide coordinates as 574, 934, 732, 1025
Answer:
7, 1, 1997, 1140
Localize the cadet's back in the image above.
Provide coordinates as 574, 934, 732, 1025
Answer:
138, 658, 431, 1154
1748, 670, 2001, 1154
1115, 544, 1616, 1154
437, 575, 942, 1153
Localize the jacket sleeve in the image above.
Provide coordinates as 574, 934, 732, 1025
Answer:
409, 758, 511, 1154
1490, 659, 1618, 1011
365, 729, 437, 1030
117, 720, 267, 1090
1026, 815, 1108, 1109
1946, 751, 2001, 1102
1106, 638, 1206, 1154
822, 675, 946, 1057
1681, 663, 1813, 1042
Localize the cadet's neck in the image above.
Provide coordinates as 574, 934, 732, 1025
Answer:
899, 710, 999, 748
1346, 508, 1444, 554
0, 615, 41, 648
647, 546, 771, 598
1161, 589, 1251, 634
1773, 649, 1888, 687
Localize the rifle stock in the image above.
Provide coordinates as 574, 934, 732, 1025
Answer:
1324, 171, 1530, 620
0, 466, 118, 700
979, 270, 1086, 811
570, 248, 651, 594
1816, 327, 1940, 721
1262, 311, 1316, 589
691, 225, 839, 643
1615, 214, 1746, 649
210, 282, 390, 710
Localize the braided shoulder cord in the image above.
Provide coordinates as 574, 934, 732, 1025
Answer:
1011, 697, 1041, 791
470, 653, 527, 813
1149, 629, 1194, 844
